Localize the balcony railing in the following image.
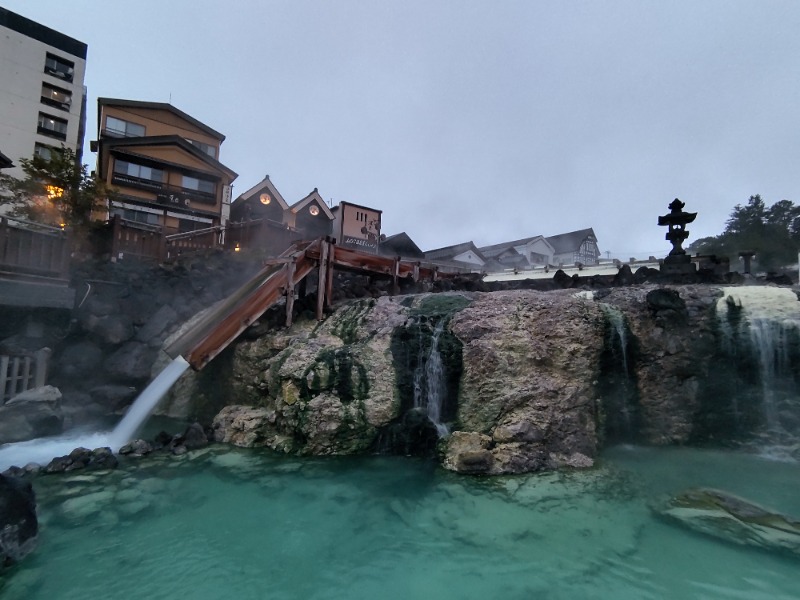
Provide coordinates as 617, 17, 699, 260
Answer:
111, 174, 217, 206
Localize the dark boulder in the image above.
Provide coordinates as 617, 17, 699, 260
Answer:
0, 475, 38, 569
0, 386, 63, 444
182, 422, 209, 450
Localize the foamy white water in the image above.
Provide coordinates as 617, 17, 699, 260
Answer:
0, 355, 190, 471
0, 431, 112, 471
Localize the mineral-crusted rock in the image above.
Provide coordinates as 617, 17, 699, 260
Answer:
446, 290, 605, 473
212, 405, 275, 448
225, 297, 405, 454
657, 487, 800, 558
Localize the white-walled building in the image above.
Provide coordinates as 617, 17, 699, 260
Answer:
0, 7, 87, 179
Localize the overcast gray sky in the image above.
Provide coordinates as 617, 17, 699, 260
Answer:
6, 0, 800, 257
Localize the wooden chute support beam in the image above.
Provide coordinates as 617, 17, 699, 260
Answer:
285, 258, 296, 327
316, 239, 329, 321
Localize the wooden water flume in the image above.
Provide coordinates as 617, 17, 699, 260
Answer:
165, 236, 450, 371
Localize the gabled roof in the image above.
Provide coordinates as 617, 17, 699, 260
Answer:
290, 188, 334, 219
0, 150, 13, 170
424, 241, 487, 263
234, 175, 289, 210
380, 232, 424, 258
478, 234, 551, 258
97, 98, 225, 141
546, 228, 597, 254
101, 135, 237, 180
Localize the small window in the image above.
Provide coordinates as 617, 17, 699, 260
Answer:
37, 112, 68, 140
185, 138, 217, 158
41, 83, 72, 111
105, 116, 145, 138
34, 143, 54, 160
44, 53, 74, 82
182, 175, 215, 195
111, 206, 160, 225
113, 159, 164, 183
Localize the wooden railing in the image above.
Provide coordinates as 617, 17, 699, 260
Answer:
0, 348, 51, 404
0, 216, 71, 278
109, 216, 165, 262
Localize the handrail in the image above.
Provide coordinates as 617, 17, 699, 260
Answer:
165, 226, 221, 242
1, 216, 66, 235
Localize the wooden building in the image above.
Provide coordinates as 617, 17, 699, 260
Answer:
93, 98, 237, 237
331, 201, 382, 253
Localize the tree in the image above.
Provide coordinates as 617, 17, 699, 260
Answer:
0, 147, 114, 229
689, 195, 799, 271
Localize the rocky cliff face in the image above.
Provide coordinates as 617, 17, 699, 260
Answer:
211, 284, 739, 474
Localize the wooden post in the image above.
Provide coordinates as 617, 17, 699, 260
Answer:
0, 217, 8, 267
285, 260, 296, 327
392, 257, 400, 295
412, 262, 420, 283
110, 215, 121, 261
0, 355, 8, 404
59, 227, 72, 278
34, 348, 51, 388
9, 357, 20, 398
316, 240, 329, 320
324, 242, 335, 309
21, 356, 31, 393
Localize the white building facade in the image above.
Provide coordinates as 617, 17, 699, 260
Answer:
0, 7, 87, 179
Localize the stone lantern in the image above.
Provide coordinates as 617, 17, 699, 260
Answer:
658, 198, 697, 275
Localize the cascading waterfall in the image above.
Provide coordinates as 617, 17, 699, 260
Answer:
603, 304, 630, 378
717, 287, 800, 441
598, 303, 639, 442
413, 319, 449, 437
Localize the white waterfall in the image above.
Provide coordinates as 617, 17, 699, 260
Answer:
413, 320, 449, 437
107, 355, 190, 450
717, 287, 800, 434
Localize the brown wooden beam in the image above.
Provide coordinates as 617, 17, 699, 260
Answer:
316, 239, 329, 320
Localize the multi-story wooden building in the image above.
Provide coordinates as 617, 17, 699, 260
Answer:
93, 98, 237, 237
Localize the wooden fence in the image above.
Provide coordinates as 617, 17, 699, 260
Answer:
0, 216, 71, 278
0, 348, 51, 404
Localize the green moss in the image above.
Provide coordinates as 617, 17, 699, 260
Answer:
299, 347, 369, 405
410, 294, 472, 318
331, 299, 376, 344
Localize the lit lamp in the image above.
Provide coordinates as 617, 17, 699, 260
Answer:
234, 242, 241, 252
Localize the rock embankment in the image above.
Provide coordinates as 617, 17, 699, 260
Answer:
211, 284, 730, 475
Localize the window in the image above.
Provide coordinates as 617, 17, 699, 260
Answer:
37, 112, 68, 140
110, 206, 160, 225
41, 83, 72, 111
113, 159, 164, 183
105, 116, 145, 138
44, 53, 74, 82
185, 138, 217, 158
182, 175, 215, 195
34, 143, 54, 160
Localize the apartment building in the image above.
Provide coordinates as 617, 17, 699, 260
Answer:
0, 7, 87, 179
93, 98, 237, 234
